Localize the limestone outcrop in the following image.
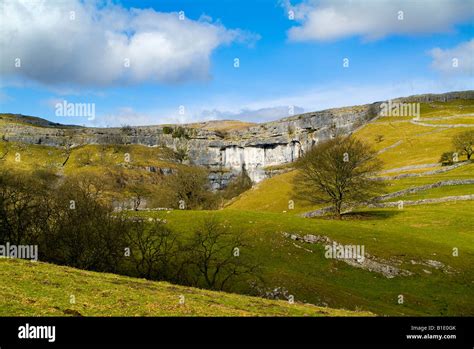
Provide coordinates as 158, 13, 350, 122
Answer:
1, 90, 472, 188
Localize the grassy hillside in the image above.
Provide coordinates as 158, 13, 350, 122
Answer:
0, 259, 370, 316
353, 99, 473, 169
227, 171, 319, 214
1, 98, 473, 317
135, 201, 474, 316
0, 141, 186, 207
187, 120, 256, 132
229, 99, 474, 213
218, 99, 474, 316
0, 141, 177, 173
228, 162, 474, 213
0, 113, 76, 128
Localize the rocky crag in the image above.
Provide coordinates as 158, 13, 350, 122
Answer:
1, 91, 472, 189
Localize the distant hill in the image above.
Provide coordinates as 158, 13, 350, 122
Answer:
0, 113, 80, 128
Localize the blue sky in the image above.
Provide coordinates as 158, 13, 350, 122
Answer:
0, 0, 473, 126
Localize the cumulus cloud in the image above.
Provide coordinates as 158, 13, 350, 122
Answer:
285, 0, 474, 41
429, 39, 474, 76
0, 0, 257, 86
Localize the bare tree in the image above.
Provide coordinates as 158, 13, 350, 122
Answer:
60, 136, 75, 167
0, 140, 10, 161
453, 130, 474, 160
164, 166, 216, 209
126, 220, 178, 280
128, 183, 151, 211
185, 216, 260, 291
294, 135, 385, 219
0, 170, 49, 245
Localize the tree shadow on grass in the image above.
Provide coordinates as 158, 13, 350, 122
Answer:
314, 210, 402, 221
342, 210, 402, 220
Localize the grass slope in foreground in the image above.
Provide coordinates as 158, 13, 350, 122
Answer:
0, 259, 370, 317
138, 201, 474, 316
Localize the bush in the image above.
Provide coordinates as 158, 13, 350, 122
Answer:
162, 126, 173, 135
126, 219, 180, 281
172, 126, 189, 139
0, 170, 53, 246
375, 134, 384, 143
121, 125, 134, 136
220, 166, 252, 201
214, 130, 228, 139
174, 143, 188, 163
439, 151, 456, 166
0, 171, 127, 272
162, 166, 217, 209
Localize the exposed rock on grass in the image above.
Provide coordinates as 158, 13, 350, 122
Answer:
282, 232, 413, 278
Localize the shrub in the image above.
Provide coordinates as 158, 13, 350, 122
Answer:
220, 166, 252, 201
162, 126, 173, 135
439, 151, 456, 166
172, 126, 189, 139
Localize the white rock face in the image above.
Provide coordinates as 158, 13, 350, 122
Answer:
219, 142, 302, 182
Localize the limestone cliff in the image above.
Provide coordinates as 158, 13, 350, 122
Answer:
1, 90, 472, 188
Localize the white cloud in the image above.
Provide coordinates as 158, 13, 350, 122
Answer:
42, 98, 65, 110
91, 105, 204, 127
94, 107, 159, 127
429, 39, 474, 76
89, 105, 305, 127
285, 0, 474, 42
199, 106, 305, 122
0, 0, 258, 86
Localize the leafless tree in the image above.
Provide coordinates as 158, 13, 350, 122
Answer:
185, 216, 260, 290
453, 130, 474, 160
295, 135, 385, 218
